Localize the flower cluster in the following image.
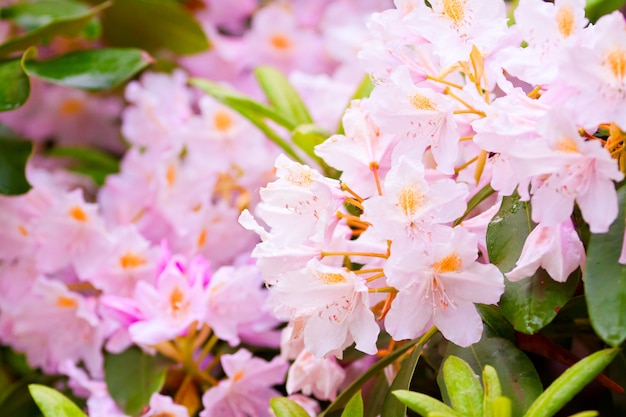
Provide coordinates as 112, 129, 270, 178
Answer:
244, 0, 626, 364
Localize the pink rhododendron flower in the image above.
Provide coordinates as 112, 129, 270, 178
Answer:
199, 349, 288, 417
286, 350, 346, 401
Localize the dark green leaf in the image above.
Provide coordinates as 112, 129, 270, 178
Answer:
1, 0, 90, 32
364, 374, 390, 417
342, 391, 364, 417
104, 346, 170, 415
255, 66, 314, 126
320, 327, 438, 417
585, 0, 626, 23
270, 397, 311, 417
477, 304, 515, 342
29, 384, 87, 417
522, 348, 619, 417
381, 341, 422, 417
585, 185, 626, 346
100, 0, 209, 55
24, 48, 152, 90
442, 336, 542, 417
443, 356, 483, 417
392, 390, 459, 417
454, 183, 495, 226
487, 193, 580, 333
0, 137, 32, 195
0, 1, 111, 57
0, 57, 30, 111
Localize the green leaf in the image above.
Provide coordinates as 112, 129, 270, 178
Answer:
0, 58, 30, 111
443, 356, 483, 417
0, 1, 111, 57
381, 341, 422, 417
29, 384, 87, 417
585, 185, 626, 346
100, 0, 209, 55
255, 66, 314, 126
291, 123, 337, 177
493, 397, 513, 417
486, 192, 580, 333
337, 75, 374, 135
320, 327, 438, 417
392, 390, 459, 417
443, 336, 542, 417
483, 365, 502, 417
476, 304, 515, 342
1, 0, 90, 32
454, 183, 495, 226
24, 48, 152, 90
523, 348, 620, 417
104, 346, 170, 415
0, 136, 32, 195
342, 391, 364, 417
270, 397, 311, 417
46, 146, 120, 185
585, 0, 626, 23
567, 412, 598, 417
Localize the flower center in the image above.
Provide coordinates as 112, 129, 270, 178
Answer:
433, 253, 462, 274
69, 206, 88, 222
409, 93, 437, 111
168, 287, 187, 316
119, 252, 147, 269
555, 137, 579, 153
270, 34, 292, 50
319, 273, 347, 284
214, 110, 233, 132
398, 185, 426, 217
166, 164, 176, 187
606, 49, 626, 80
555, 6, 575, 38
60, 98, 84, 117
56, 296, 78, 308
197, 228, 207, 248
442, 0, 466, 26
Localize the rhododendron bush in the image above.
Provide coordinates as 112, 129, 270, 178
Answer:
2, 0, 626, 416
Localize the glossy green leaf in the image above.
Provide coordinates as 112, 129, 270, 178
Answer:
443, 356, 483, 417
523, 348, 620, 417
486, 192, 580, 333
381, 341, 422, 417
392, 390, 459, 417
255, 66, 313, 126
443, 336, 542, 417
477, 304, 515, 342
320, 327, 438, 417
585, 186, 626, 346
104, 346, 170, 415
567, 412, 598, 417
454, 183, 495, 226
0, 1, 111, 57
29, 384, 87, 417
0, 136, 32, 195
1, 0, 90, 31
342, 391, 364, 417
24, 48, 152, 90
483, 365, 502, 417
100, 0, 209, 55
585, 0, 626, 23
0, 58, 30, 111
270, 397, 311, 417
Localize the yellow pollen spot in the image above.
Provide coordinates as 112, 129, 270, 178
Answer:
56, 296, 78, 308
214, 110, 233, 132
233, 370, 245, 382
192, 203, 202, 212
606, 49, 626, 80
556, 137, 579, 153
149, 413, 176, 417
59, 98, 84, 117
398, 186, 426, 217
166, 164, 176, 187
69, 206, 88, 222
18, 225, 28, 237
269, 33, 292, 50
169, 287, 185, 313
286, 170, 314, 187
433, 253, 462, 274
320, 273, 347, 284
442, 0, 466, 26
119, 252, 147, 269
197, 229, 207, 248
556, 6, 575, 38
409, 93, 437, 111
